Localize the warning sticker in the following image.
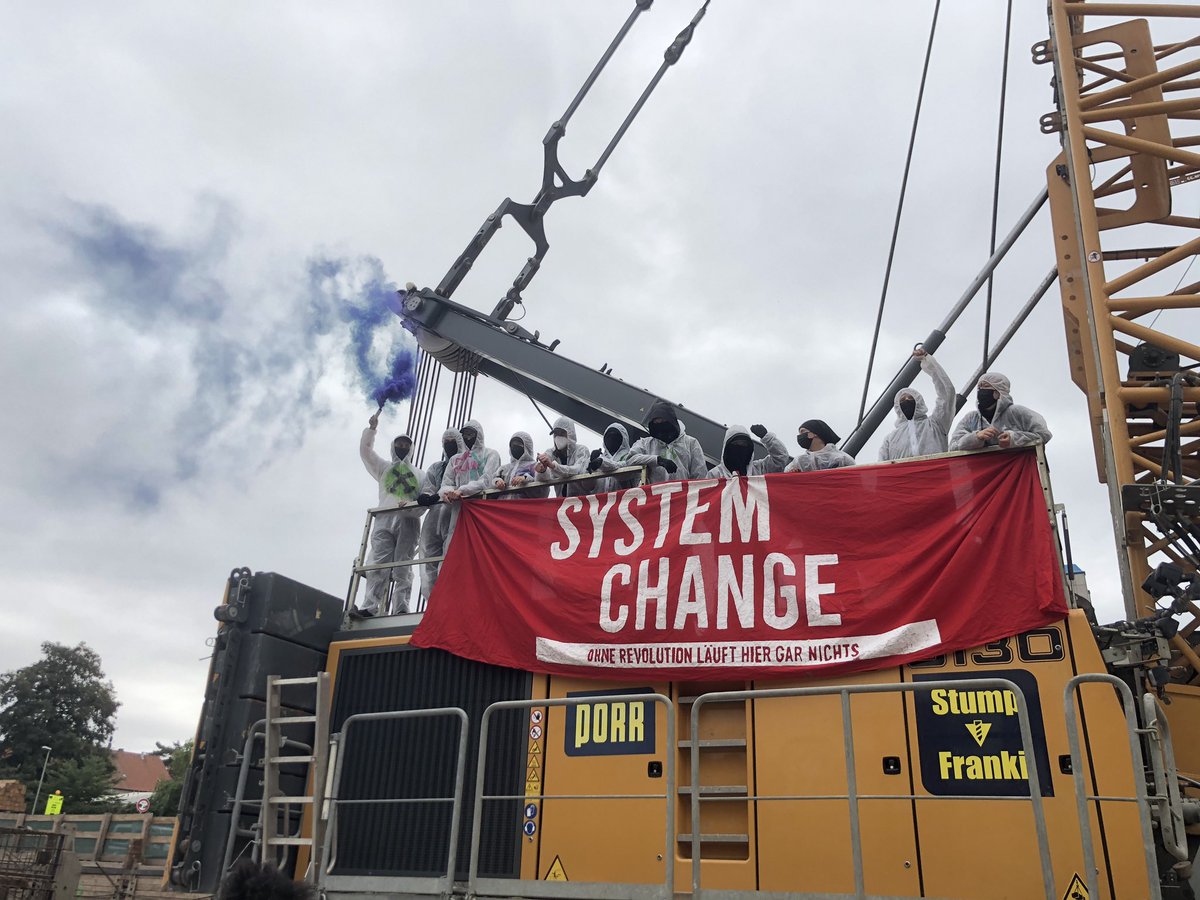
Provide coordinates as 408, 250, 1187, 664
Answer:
1061, 873, 1088, 900
529, 724, 543, 741
545, 856, 568, 881
913, 669, 1053, 797
527, 754, 540, 769
530, 709, 544, 725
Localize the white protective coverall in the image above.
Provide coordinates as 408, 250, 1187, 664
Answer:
417, 429, 460, 606
360, 427, 426, 615
948, 372, 1053, 450
627, 400, 709, 483
497, 431, 550, 499
439, 418, 502, 549
785, 445, 856, 472
535, 416, 593, 497
592, 423, 640, 492
878, 354, 956, 461
707, 425, 791, 478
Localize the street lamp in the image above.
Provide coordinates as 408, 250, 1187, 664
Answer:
31, 746, 52, 815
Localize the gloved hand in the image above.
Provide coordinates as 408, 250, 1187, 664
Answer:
416, 493, 438, 507
590, 448, 602, 462
587, 457, 602, 473
657, 456, 677, 474
750, 424, 767, 438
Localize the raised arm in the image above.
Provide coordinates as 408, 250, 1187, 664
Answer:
921, 353, 957, 434
359, 422, 388, 480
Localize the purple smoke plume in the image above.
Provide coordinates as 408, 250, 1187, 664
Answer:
372, 348, 417, 408
307, 256, 418, 410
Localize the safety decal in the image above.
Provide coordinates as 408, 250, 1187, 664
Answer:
523, 820, 537, 837
524, 803, 538, 819
544, 856, 569, 881
913, 669, 1053, 797
526, 714, 543, 799
1061, 873, 1088, 900
564, 687, 655, 756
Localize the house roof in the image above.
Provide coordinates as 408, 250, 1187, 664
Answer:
111, 750, 169, 792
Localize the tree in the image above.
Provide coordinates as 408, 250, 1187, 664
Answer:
46, 753, 125, 814
148, 739, 193, 816
0, 642, 120, 785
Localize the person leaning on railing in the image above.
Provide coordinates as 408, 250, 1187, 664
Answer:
785, 420, 856, 471
414, 428, 462, 606
626, 399, 709, 483
707, 424, 791, 477
534, 416, 593, 497
438, 419, 501, 547
495, 431, 550, 499
587, 422, 641, 491
949, 372, 1052, 451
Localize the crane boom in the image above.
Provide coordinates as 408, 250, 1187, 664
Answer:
1044, 3, 1200, 641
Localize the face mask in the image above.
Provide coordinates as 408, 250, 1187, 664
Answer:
899, 398, 916, 420
393, 442, 411, 460
648, 419, 679, 443
604, 430, 623, 454
443, 441, 459, 458
509, 441, 525, 460
798, 434, 815, 450
553, 435, 568, 451
976, 389, 997, 415
722, 439, 753, 475
461, 429, 477, 448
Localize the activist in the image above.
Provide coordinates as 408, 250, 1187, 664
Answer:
439, 419, 501, 548
707, 424, 791, 478
414, 428, 460, 607
587, 422, 641, 492
535, 416, 594, 497
495, 431, 549, 499
627, 399, 709, 483
357, 416, 425, 617
878, 347, 956, 461
785, 419, 856, 472
949, 372, 1052, 451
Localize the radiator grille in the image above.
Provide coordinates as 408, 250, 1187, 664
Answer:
329, 644, 530, 879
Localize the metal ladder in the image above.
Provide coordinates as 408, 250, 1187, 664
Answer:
259, 673, 332, 883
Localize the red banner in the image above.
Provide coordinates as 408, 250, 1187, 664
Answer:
412, 449, 1068, 680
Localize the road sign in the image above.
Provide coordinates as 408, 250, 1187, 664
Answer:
135, 798, 151, 814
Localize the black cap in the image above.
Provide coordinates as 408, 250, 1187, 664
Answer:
800, 419, 840, 445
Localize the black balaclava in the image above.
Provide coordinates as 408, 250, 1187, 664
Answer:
723, 436, 754, 475
899, 397, 917, 420
800, 419, 840, 446
461, 426, 477, 449
645, 399, 681, 443
392, 437, 411, 460
976, 389, 998, 420
604, 428, 623, 454
509, 439, 525, 460
443, 439, 459, 458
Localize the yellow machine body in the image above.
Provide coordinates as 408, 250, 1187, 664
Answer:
319, 611, 1151, 898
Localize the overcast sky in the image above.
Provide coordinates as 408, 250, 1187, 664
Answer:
2, 1, 1186, 751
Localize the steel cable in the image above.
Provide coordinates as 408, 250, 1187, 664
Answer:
856, 0, 942, 426
984, 0, 1015, 366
